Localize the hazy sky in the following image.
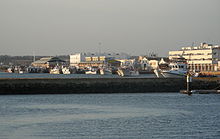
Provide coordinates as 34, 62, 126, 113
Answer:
0, 0, 219, 56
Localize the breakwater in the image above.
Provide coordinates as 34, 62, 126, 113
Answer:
0, 78, 219, 94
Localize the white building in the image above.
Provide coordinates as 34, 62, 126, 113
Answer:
117, 59, 135, 67
70, 53, 87, 66
70, 52, 130, 66
169, 42, 220, 71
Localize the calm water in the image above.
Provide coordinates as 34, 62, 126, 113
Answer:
0, 93, 220, 139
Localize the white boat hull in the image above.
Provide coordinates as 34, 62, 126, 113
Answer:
50, 71, 60, 74
50, 69, 60, 74
85, 71, 97, 74
100, 69, 112, 75
62, 68, 71, 74
161, 70, 186, 78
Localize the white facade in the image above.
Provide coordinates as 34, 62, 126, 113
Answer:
70, 53, 87, 66
117, 59, 135, 67
169, 43, 220, 71
70, 52, 130, 66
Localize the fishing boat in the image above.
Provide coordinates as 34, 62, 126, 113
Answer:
161, 58, 187, 78
61, 67, 71, 74
99, 68, 112, 75
85, 67, 97, 75
85, 70, 97, 74
117, 68, 130, 77
50, 66, 60, 74
14, 66, 25, 74
7, 67, 13, 73
117, 68, 139, 77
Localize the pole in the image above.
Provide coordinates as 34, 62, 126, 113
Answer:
187, 73, 192, 95
33, 51, 36, 62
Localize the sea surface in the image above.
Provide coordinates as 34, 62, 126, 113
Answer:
0, 93, 220, 139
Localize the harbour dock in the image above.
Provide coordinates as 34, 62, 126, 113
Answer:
180, 90, 220, 94
0, 77, 219, 94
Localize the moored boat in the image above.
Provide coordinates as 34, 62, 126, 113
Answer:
161, 58, 187, 78
7, 67, 13, 73
85, 67, 97, 75
61, 67, 71, 74
50, 66, 60, 74
85, 70, 97, 74
99, 68, 112, 75
117, 68, 139, 77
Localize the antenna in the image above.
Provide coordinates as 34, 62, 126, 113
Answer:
192, 42, 194, 47
98, 42, 101, 56
33, 51, 36, 62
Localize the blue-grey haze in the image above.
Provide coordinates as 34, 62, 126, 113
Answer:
0, 0, 220, 56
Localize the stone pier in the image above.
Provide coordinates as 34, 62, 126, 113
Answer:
0, 78, 218, 94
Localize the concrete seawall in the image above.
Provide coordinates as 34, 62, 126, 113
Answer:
0, 78, 219, 94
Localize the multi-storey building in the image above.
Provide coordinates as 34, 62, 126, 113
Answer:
69, 53, 87, 66
169, 43, 220, 71
70, 52, 130, 67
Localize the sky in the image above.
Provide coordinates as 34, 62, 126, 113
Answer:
0, 0, 219, 56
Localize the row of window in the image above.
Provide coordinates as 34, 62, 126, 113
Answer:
188, 58, 218, 61
169, 53, 214, 56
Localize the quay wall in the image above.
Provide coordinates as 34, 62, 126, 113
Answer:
0, 78, 218, 94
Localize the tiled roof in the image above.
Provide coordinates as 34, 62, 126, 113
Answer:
32, 57, 65, 64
